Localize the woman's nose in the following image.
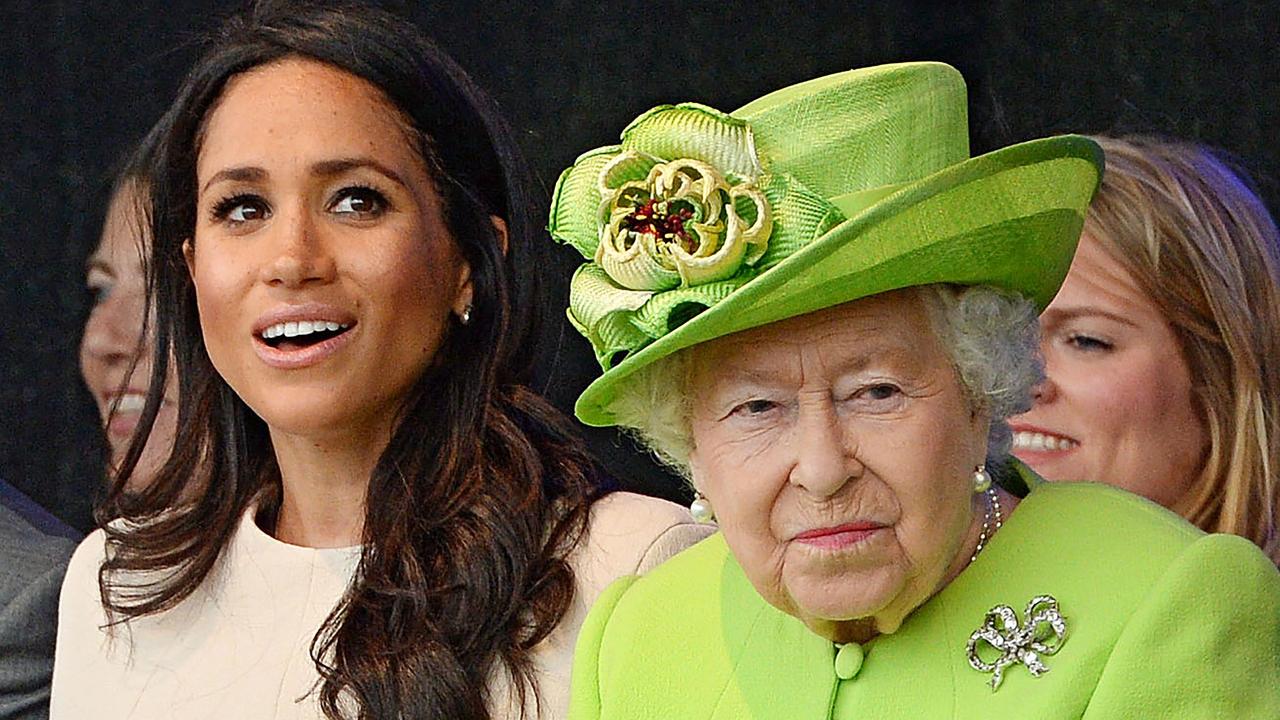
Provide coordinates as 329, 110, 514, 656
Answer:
1029, 342, 1060, 405
788, 402, 861, 498
1031, 373, 1059, 405
81, 297, 142, 365
259, 209, 336, 287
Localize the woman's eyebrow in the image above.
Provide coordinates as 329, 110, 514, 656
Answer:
200, 165, 266, 194
199, 158, 411, 195
310, 157, 409, 190
1041, 305, 1140, 328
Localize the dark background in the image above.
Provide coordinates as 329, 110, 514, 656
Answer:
3, 0, 1277, 531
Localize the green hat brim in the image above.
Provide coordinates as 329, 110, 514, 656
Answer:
574, 134, 1103, 426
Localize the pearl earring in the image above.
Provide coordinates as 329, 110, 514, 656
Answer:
973, 464, 992, 493
459, 304, 473, 325
690, 494, 715, 524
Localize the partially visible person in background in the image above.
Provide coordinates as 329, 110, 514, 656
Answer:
0, 480, 76, 720
0, 126, 148, 720
1, 125, 157, 720
1012, 134, 1280, 562
80, 133, 178, 492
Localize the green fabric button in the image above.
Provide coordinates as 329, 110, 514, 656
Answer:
834, 642, 864, 680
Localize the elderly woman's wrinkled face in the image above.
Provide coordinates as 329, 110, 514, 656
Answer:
687, 289, 989, 642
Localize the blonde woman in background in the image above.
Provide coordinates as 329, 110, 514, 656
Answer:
1012, 134, 1280, 562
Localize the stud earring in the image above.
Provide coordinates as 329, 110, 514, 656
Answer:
973, 464, 992, 493
459, 304, 473, 325
690, 494, 715, 524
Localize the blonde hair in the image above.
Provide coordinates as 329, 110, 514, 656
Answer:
1086, 135, 1280, 562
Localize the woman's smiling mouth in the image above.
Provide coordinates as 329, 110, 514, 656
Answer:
253, 305, 357, 369
105, 390, 150, 437
1010, 426, 1081, 454
259, 319, 352, 350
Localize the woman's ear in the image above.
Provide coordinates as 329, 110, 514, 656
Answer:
182, 239, 196, 284
686, 446, 706, 496
971, 412, 993, 464
685, 449, 718, 524
452, 217, 507, 322
490, 215, 509, 257
453, 259, 474, 322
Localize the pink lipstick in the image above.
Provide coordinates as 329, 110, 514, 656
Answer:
793, 522, 886, 550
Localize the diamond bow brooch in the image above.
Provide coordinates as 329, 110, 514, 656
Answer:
966, 594, 1068, 691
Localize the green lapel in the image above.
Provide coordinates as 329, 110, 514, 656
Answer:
706, 535, 838, 718
700, 474, 1198, 718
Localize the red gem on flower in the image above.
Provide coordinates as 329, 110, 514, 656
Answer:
624, 199, 697, 253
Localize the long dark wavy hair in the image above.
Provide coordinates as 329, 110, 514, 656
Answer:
98, 2, 599, 717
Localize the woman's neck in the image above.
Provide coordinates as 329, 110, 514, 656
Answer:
268, 426, 387, 548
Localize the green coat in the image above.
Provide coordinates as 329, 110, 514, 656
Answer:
569, 482, 1280, 718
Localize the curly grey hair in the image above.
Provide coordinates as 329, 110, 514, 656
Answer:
609, 284, 1042, 480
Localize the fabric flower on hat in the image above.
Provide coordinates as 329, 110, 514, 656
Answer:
595, 155, 771, 291
550, 103, 843, 370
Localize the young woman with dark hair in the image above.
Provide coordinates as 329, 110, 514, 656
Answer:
50, 3, 709, 718
80, 127, 179, 493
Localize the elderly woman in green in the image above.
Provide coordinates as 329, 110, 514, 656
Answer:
549, 63, 1280, 718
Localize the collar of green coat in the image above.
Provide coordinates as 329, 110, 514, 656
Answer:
707, 467, 1166, 717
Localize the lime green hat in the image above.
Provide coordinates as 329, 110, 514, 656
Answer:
549, 62, 1102, 427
